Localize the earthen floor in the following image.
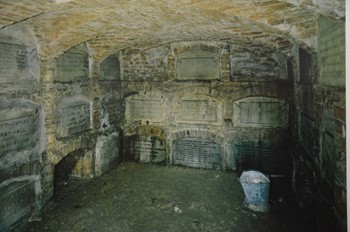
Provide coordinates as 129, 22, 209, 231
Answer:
24, 163, 305, 232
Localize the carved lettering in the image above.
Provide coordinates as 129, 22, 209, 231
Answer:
0, 181, 35, 231
233, 97, 288, 127
125, 97, 165, 123
174, 96, 222, 124
125, 135, 166, 163
56, 52, 88, 82
0, 116, 35, 156
0, 42, 29, 80
318, 16, 345, 87
176, 52, 220, 80
56, 103, 90, 138
173, 137, 221, 170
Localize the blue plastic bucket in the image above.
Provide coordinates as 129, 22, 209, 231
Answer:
239, 170, 270, 212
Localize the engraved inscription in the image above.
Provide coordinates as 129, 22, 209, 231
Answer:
318, 16, 345, 86
56, 103, 90, 138
125, 97, 165, 123
0, 181, 35, 231
176, 52, 220, 80
56, 52, 88, 82
176, 100, 218, 123
233, 97, 288, 127
0, 116, 35, 156
0, 42, 28, 80
126, 135, 166, 163
240, 102, 280, 125
173, 137, 221, 170
96, 134, 119, 175
234, 141, 284, 173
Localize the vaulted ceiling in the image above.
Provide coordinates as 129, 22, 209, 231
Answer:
0, 0, 345, 61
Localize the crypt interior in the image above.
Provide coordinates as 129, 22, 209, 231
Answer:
0, 0, 346, 231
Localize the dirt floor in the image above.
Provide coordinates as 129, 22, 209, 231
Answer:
23, 163, 305, 232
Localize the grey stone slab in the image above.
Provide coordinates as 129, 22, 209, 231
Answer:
95, 133, 119, 176
56, 101, 90, 138
125, 95, 165, 123
175, 51, 220, 80
125, 135, 166, 164
0, 42, 37, 82
0, 180, 35, 231
55, 51, 88, 82
0, 115, 36, 157
174, 95, 222, 125
173, 137, 221, 170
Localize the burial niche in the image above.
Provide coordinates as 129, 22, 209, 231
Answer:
232, 97, 288, 127
175, 51, 220, 80
55, 44, 89, 82
54, 149, 91, 201
99, 54, 120, 81
172, 137, 221, 170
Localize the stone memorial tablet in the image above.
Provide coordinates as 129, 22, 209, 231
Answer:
56, 46, 88, 82
175, 51, 220, 80
0, 114, 35, 157
100, 54, 120, 81
0, 180, 35, 231
233, 97, 288, 127
125, 135, 166, 163
234, 141, 283, 173
174, 96, 222, 124
56, 101, 91, 138
0, 42, 37, 82
125, 95, 165, 123
318, 15, 345, 87
95, 133, 119, 176
173, 137, 221, 170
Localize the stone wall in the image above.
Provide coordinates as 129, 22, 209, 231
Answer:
290, 15, 346, 232
0, 18, 346, 232
119, 41, 291, 173
0, 24, 43, 231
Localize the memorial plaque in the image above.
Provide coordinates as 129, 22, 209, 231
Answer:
173, 137, 221, 170
56, 50, 88, 82
176, 51, 220, 80
95, 133, 119, 176
56, 101, 91, 138
0, 180, 35, 231
234, 141, 284, 173
233, 97, 288, 127
0, 42, 37, 82
318, 15, 345, 87
125, 135, 166, 163
0, 115, 35, 157
174, 96, 222, 124
100, 54, 120, 81
125, 96, 165, 123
